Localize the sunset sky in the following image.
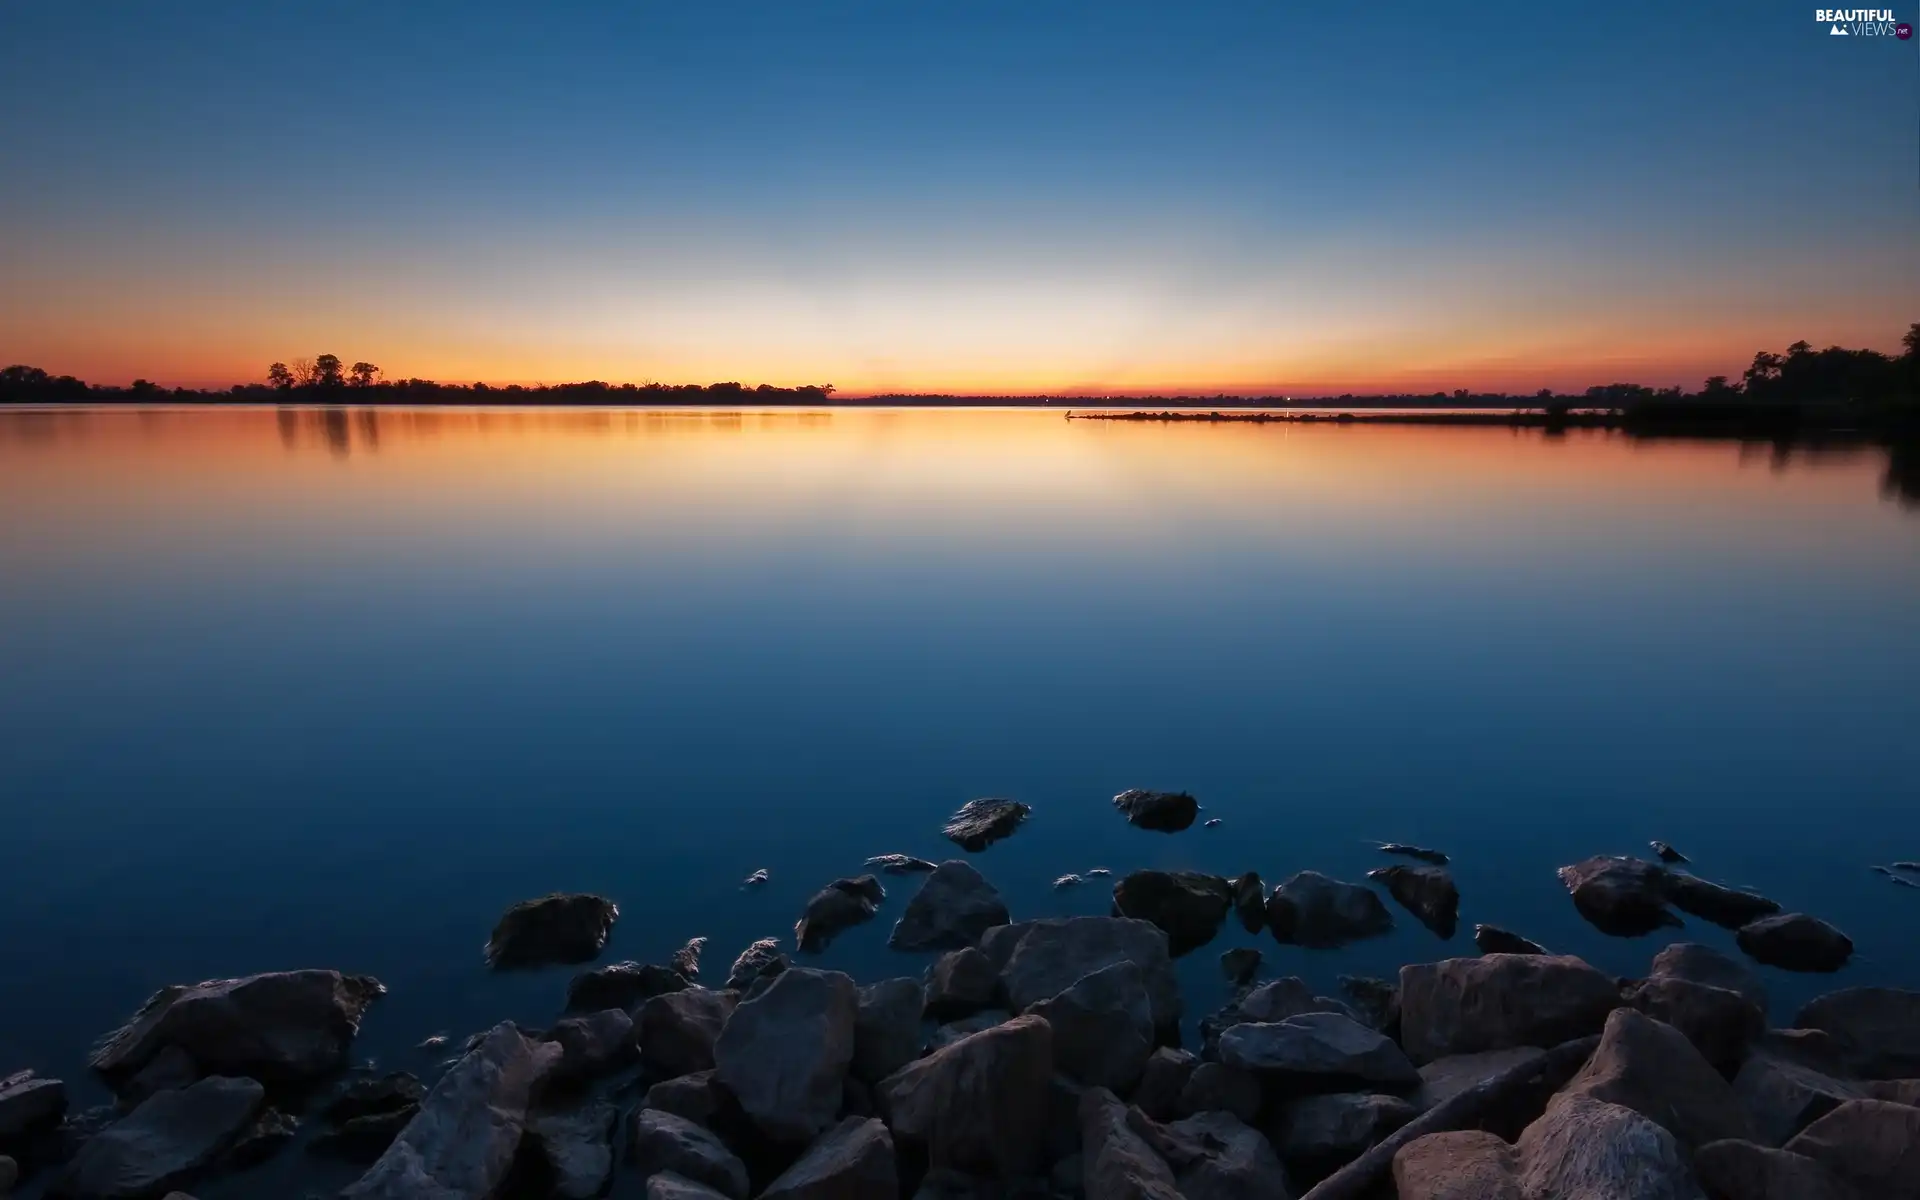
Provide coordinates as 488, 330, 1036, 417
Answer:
2, 0, 1915, 395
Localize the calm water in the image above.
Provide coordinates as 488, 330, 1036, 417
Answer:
2, 407, 1917, 1180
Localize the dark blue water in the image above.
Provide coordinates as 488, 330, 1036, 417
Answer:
2, 408, 1916, 1181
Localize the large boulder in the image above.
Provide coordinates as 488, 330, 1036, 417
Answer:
1131, 1049, 1197, 1122
714, 967, 859, 1144
0, 1070, 68, 1143
484, 893, 618, 968
1558, 856, 1681, 936
627, 1110, 750, 1200
1795, 988, 1920, 1079
1392, 1130, 1521, 1200
1397, 954, 1618, 1064
1625, 977, 1764, 1075
874, 1014, 1053, 1179
1217, 1012, 1418, 1087
53, 1077, 263, 1199
1413, 1047, 1549, 1111
528, 1103, 617, 1200
760, 1117, 897, 1200
927, 1011, 1010, 1052
980, 917, 1181, 1031
924, 947, 1001, 1019
1784, 1099, 1920, 1199
1557, 1008, 1755, 1149
1649, 943, 1768, 1016
649, 1173, 737, 1200
1272, 1092, 1417, 1167
1110, 871, 1231, 956
88, 970, 384, 1085
309, 1110, 416, 1164
1229, 873, 1264, 934
542, 1009, 637, 1084
1664, 874, 1780, 929
795, 877, 886, 954
1733, 1051, 1865, 1148
852, 978, 925, 1085
1515, 1094, 1704, 1200
640, 988, 738, 1079
1111, 790, 1199, 833
340, 1024, 561, 1200
1338, 975, 1400, 1035
643, 1071, 727, 1128
1264, 872, 1393, 949
1366, 866, 1459, 940
1693, 1139, 1861, 1200
1175, 1063, 1260, 1124
724, 939, 789, 992
889, 862, 1010, 952
1030, 963, 1155, 1093
942, 799, 1030, 852
1199, 977, 1349, 1056
565, 960, 687, 1013
1156, 1110, 1295, 1200
1078, 1087, 1181, 1200
1737, 914, 1854, 973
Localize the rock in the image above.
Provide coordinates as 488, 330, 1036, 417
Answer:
1367, 865, 1459, 939
640, 988, 738, 1079
1379, 842, 1450, 865
980, 917, 1181, 1032
1516, 1094, 1704, 1200
55, 1076, 264, 1199
1558, 1007, 1755, 1149
853, 978, 925, 1084
224, 1106, 295, 1167
565, 960, 688, 1013
1785, 1099, 1920, 1199
1756, 1027, 1854, 1076
866, 855, 938, 875
1392, 1130, 1521, 1200
308, 1109, 415, 1164
650, 1171, 736, 1200
1865, 1079, 1920, 1105
1204, 818, 1223, 827
1229, 873, 1264, 934
1651, 841, 1688, 863
340, 1023, 560, 1200
1665, 874, 1781, 930
725, 939, 789, 991
744, 869, 771, 888
628, 1109, 750, 1200
943, 798, 1030, 852
1795, 988, 1920, 1079
1111, 790, 1198, 833
322, 1072, 424, 1124
1734, 1050, 1865, 1147
1557, 856, 1681, 936
1174, 1063, 1259, 1124
672, 937, 708, 981
0, 1071, 68, 1141
1473, 925, 1547, 956
1111, 871, 1232, 956
527, 1103, 617, 1200
1055, 875, 1085, 890
928, 1012, 1010, 1051
1273, 1092, 1417, 1167
909, 1168, 998, 1200
875, 1014, 1053, 1179
484, 893, 618, 968
925, 947, 1001, 1019
1337, 976, 1399, 1035
1649, 942, 1769, 1016
1198, 978, 1348, 1059
714, 967, 858, 1143
1159, 1110, 1295, 1200
889, 861, 1011, 952
0, 1155, 14, 1195
1626, 977, 1764, 1074
115, 1046, 197, 1110
1398, 954, 1619, 1063
644, 1071, 726, 1127
88, 970, 385, 1084
1217, 1012, 1418, 1086
1414, 1047, 1549, 1110
1086, 868, 1112, 878
1693, 1139, 1860, 1200
1263, 871, 1393, 949
760, 1116, 897, 1200
1052, 1152, 1084, 1195
1737, 913, 1854, 972
543, 1008, 636, 1083
1130, 1049, 1197, 1122
1219, 949, 1260, 987
796, 876, 887, 953
1078, 1087, 1181, 1200
1030, 963, 1155, 1093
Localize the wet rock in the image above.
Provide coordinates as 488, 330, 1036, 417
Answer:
1158, 1110, 1295, 1200
1174, 1063, 1259, 1124
1666, 874, 1781, 930
1785, 1099, 1920, 1199
1204, 818, 1222, 828
1337, 975, 1399, 1035
88, 970, 384, 1085
714, 967, 859, 1143
760, 1116, 897, 1200
1515, 1094, 1703, 1200
672, 937, 708, 981
1558, 1007, 1755, 1149
0, 1071, 68, 1142
543, 1008, 637, 1083
1367, 865, 1459, 939
1737, 913, 1854, 972
1649, 942, 1768, 1016
628, 1109, 750, 1200
308, 1109, 415, 1164
1734, 1049, 1865, 1147
1219, 949, 1260, 988
644, 1071, 726, 1127
725, 939, 789, 991
1030, 963, 1154, 1093
852, 978, 925, 1084
1228, 873, 1264, 934
1198, 978, 1349, 1059
1110, 871, 1232, 956
1651, 841, 1688, 864
529, 1102, 617, 1200
650, 1172, 736, 1200
744, 869, 771, 888
322, 1072, 424, 1123
1078, 1087, 1181, 1200
1391, 1130, 1521, 1200
1795, 988, 1920, 1079
115, 1046, 197, 1111
943, 799, 1030, 852
1218, 1012, 1418, 1087
1398, 954, 1619, 1063
640, 988, 739, 1080
1693, 1139, 1859, 1200
1413, 1047, 1548, 1110
565, 960, 688, 1013
927, 1012, 1011, 1052
1472, 924, 1547, 956
1558, 856, 1681, 936
1865, 1079, 1920, 1105
1085, 868, 1112, 878
925, 947, 1001, 1020
1626, 977, 1764, 1074
980, 917, 1181, 1032
55, 1076, 263, 1199
1273, 1092, 1417, 1168
1130, 1049, 1196, 1122
340, 1023, 560, 1199
866, 855, 938, 875
1379, 843, 1449, 865
889, 861, 1011, 952
484, 893, 618, 968
224, 1106, 295, 1167
1112, 790, 1198, 833
796, 876, 886, 954
1054, 875, 1085, 890
875, 1014, 1053, 1179
1263, 871, 1393, 949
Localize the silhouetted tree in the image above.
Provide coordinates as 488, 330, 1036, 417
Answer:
313, 354, 345, 388
267, 362, 295, 390
290, 357, 317, 387
349, 361, 381, 388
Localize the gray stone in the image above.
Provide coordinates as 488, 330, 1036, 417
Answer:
853, 978, 925, 1084
1738, 914, 1854, 973
529, 1103, 617, 1200
889, 861, 1010, 952
1229, 873, 1264, 934
796, 876, 886, 954
648, 1171, 736, 1200
1413, 1047, 1548, 1110
1558, 1008, 1756, 1150
981, 917, 1181, 1032
1218, 949, 1260, 988
1626, 976, 1764, 1074
1665, 874, 1780, 930
943, 798, 1030, 852
1263, 871, 1393, 949
543, 1008, 636, 1083
875, 1013, 1053, 1179
1129, 1049, 1196, 1122
1078, 1087, 1180, 1200
566, 961, 688, 1013
928, 1011, 1010, 1051
1367, 865, 1459, 939
1649, 942, 1768, 1016
322, 1072, 425, 1123
1785, 1099, 1920, 1200
116, 1048, 197, 1111
1174, 1063, 1259, 1124
1273, 1092, 1417, 1166
628, 1110, 750, 1200
484, 893, 618, 968
1160, 1110, 1294, 1200
925, 947, 1001, 1019
644, 1071, 725, 1127
308, 1109, 416, 1164
1516, 1094, 1704, 1199
1795, 987, 1920, 1079
640, 988, 738, 1079
714, 967, 858, 1143
1029, 963, 1154, 1093
1392, 1130, 1521, 1200
760, 1116, 898, 1200
1217, 1012, 1418, 1086
1557, 856, 1681, 937
1734, 1052, 1866, 1148
1693, 1139, 1860, 1200
1110, 871, 1231, 956
1398, 954, 1619, 1063
56, 1076, 264, 1200
0, 1070, 68, 1140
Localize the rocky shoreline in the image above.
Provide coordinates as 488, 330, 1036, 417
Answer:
0, 797, 1914, 1200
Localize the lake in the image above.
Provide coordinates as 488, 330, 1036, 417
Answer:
1, 406, 1916, 1190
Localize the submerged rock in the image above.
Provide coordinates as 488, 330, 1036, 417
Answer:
670, 937, 708, 981
1264, 871, 1393, 949
724, 938, 789, 991
889, 860, 1010, 951
1111, 789, 1199, 833
980, 916, 1181, 1031
1558, 856, 1682, 937
484, 893, 618, 968
566, 960, 688, 1013
1794, 987, 1920, 1079
1217, 1012, 1419, 1087
1204, 818, 1223, 828
1665, 873, 1781, 930
1219, 948, 1261, 987
1085, 868, 1112, 878
1738, 913, 1854, 973
714, 967, 859, 1144
1030, 962, 1155, 1093
1229, 872, 1265, 934
1379, 843, 1449, 866
876, 1014, 1054, 1179
942, 798, 1030, 852
795, 875, 886, 954
1472, 925, 1547, 956
865, 854, 938, 875
1367, 865, 1460, 939
744, 869, 771, 887
1398, 954, 1619, 1064
1054, 874, 1085, 890
1111, 870, 1232, 956
56, 1076, 263, 1199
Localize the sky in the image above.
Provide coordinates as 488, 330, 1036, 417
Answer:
1, 0, 1916, 395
